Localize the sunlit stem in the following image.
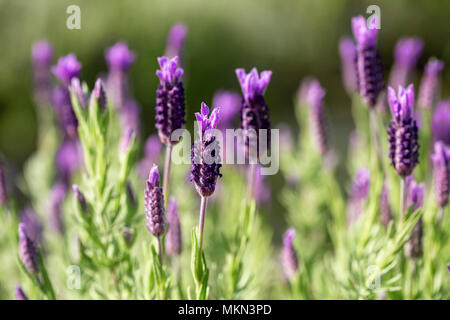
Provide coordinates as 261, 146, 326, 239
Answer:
246, 163, 257, 204
198, 196, 208, 253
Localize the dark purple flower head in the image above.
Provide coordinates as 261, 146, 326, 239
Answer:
20, 207, 43, 245
431, 141, 450, 208
55, 140, 80, 182
72, 184, 88, 214
0, 158, 8, 206
191, 102, 222, 198
155, 56, 185, 145
339, 37, 357, 95
105, 42, 136, 72
212, 90, 241, 129
418, 58, 444, 110
32, 41, 53, 67
52, 54, 82, 86
379, 184, 393, 227
387, 85, 419, 177
305, 79, 329, 156
15, 285, 28, 300
145, 165, 166, 237
236, 68, 272, 103
18, 223, 39, 274
432, 100, 450, 145
352, 16, 384, 107
138, 134, 162, 179
48, 182, 67, 234
165, 197, 182, 255
347, 167, 370, 224
282, 228, 299, 280
389, 37, 424, 89
165, 23, 188, 59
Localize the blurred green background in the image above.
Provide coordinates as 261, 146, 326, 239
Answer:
1, 0, 450, 167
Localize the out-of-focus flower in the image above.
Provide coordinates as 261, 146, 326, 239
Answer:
347, 167, 370, 224
120, 99, 141, 136
48, 182, 68, 234
72, 184, 88, 214
379, 184, 393, 227
431, 141, 450, 208
389, 38, 424, 89
165, 23, 188, 59
20, 207, 43, 245
212, 90, 241, 130
15, 285, 28, 300
32, 41, 54, 106
305, 79, 329, 156
387, 85, 419, 177
138, 134, 163, 179
250, 165, 271, 205
165, 197, 182, 255
0, 158, 8, 206
432, 100, 450, 145
90, 78, 107, 112
55, 140, 81, 183
404, 176, 425, 259
52, 54, 82, 86
18, 223, 39, 274
281, 228, 299, 281
339, 37, 357, 95
418, 58, 444, 110
145, 165, 166, 237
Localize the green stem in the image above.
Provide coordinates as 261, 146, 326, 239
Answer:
162, 144, 172, 208
246, 163, 257, 204
198, 196, 208, 253
400, 177, 406, 220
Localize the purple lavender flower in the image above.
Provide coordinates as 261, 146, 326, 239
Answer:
119, 127, 135, 154
90, 78, 107, 112
352, 16, 385, 107
20, 207, 43, 245
297, 77, 314, 104
70, 78, 88, 109
282, 228, 299, 280
379, 184, 393, 227
432, 100, 450, 145
236, 68, 272, 158
105, 42, 136, 110
212, 90, 241, 130
165, 197, 182, 255
18, 223, 39, 274
138, 134, 162, 179
32, 41, 53, 106
120, 99, 141, 136
387, 85, 419, 177
339, 37, 357, 95
305, 79, 329, 156
155, 56, 186, 145
404, 176, 425, 259
165, 23, 188, 59
52, 86, 79, 140
55, 140, 81, 183
145, 165, 166, 237
0, 158, 8, 206
431, 141, 450, 208
389, 38, 424, 89
347, 167, 371, 224
52, 54, 82, 86
190, 103, 222, 197
15, 285, 28, 300
48, 182, 68, 234
418, 58, 444, 110
72, 184, 88, 214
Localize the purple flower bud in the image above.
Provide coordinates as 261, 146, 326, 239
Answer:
190, 103, 222, 197
405, 176, 425, 211
32, 41, 53, 106
70, 78, 88, 109
339, 37, 357, 95
52, 86, 78, 140
72, 184, 88, 214
418, 58, 444, 110
145, 165, 166, 237
18, 223, 39, 274
15, 285, 28, 300
165, 197, 182, 255
389, 38, 423, 89
352, 16, 384, 107
0, 158, 8, 206
432, 100, 450, 145
20, 207, 43, 245
138, 134, 162, 179
48, 182, 67, 234
379, 185, 393, 227
90, 78, 107, 111
347, 167, 370, 224
431, 141, 450, 208
55, 140, 81, 183
105, 42, 136, 72
52, 54, 82, 86
305, 79, 329, 156
387, 85, 419, 177
235, 68, 272, 157
165, 23, 188, 59
212, 90, 241, 130
122, 227, 133, 245
155, 56, 186, 145
282, 228, 299, 280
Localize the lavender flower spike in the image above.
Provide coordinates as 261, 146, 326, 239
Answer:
145, 165, 166, 237
432, 100, 450, 145
15, 285, 28, 300
212, 90, 241, 130
155, 56, 186, 145
389, 38, 424, 89
52, 54, 82, 86
387, 84, 419, 177
404, 176, 425, 259
165, 23, 188, 59
347, 167, 370, 224
352, 16, 385, 107
32, 41, 53, 105
20, 207, 43, 245
305, 79, 329, 156
236, 67, 272, 157
165, 197, 182, 255
339, 37, 357, 95
418, 58, 444, 110
18, 223, 39, 274
190, 102, 222, 197
282, 228, 299, 280
90, 78, 107, 112
431, 141, 450, 208
48, 182, 68, 234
